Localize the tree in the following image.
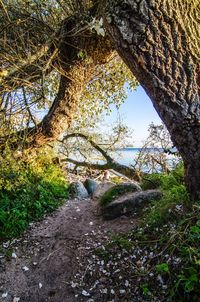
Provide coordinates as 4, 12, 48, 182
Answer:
105, 0, 200, 198
0, 0, 199, 198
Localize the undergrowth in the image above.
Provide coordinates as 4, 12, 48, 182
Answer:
0, 147, 69, 240
93, 165, 200, 301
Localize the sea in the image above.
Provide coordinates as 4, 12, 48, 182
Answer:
109, 147, 180, 170
67, 147, 180, 172
111, 147, 148, 166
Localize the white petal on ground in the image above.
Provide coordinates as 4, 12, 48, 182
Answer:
2, 292, 8, 298
13, 297, 20, 302
82, 290, 90, 297
12, 252, 17, 259
39, 283, 43, 289
22, 266, 29, 271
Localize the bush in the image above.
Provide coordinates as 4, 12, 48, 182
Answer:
100, 183, 140, 207
141, 173, 163, 190
0, 147, 69, 240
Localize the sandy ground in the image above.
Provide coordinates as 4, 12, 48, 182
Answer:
0, 198, 138, 302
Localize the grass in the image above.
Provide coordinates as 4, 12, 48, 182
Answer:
0, 147, 69, 240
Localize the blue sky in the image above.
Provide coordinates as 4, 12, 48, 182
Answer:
105, 85, 162, 147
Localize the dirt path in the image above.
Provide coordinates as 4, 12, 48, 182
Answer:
0, 198, 138, 302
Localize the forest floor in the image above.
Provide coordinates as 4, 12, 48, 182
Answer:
0, 198, 138, 302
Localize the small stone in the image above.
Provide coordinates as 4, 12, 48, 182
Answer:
89, 222, 93, 226
13, 298, 20, 302
119, 289, 126, 294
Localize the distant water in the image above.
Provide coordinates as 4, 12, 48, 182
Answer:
68, 147, 179, 171
110, 147, 178, 168
112, 148, 162, 166
111, 148, 142, 167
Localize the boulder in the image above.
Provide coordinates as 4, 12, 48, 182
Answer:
102, 189, 162, 220
84, 179, 98, 195
100, 182, 142, 207
92, 182, 116, 199
69, 181, 89, 199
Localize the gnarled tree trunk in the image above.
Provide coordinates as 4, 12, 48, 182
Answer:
1, 15, 114, 147
105, 0, 200, 199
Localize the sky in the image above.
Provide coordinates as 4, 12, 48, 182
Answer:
104, 85, 162, 147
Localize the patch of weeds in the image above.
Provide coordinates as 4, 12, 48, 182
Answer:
139, 283, 150, 297
156, 263, 169, 273
141, 173, 163, 190
109, 234, 132, 251
0, 147, 69, 240
95, 247, 111, 261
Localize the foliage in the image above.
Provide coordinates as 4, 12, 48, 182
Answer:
141, 165, 190, 227
76, 57, 138, 128
100, 183, 138, 207
0, 147, 69, 240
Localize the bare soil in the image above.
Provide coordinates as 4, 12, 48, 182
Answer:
0, 198, 138, 302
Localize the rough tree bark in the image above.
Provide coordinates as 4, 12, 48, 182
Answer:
105, 0, 200, 199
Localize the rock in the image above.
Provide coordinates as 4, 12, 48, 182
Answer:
102, 190, 162, 219
100, 182, 142, 207
84, 179, 98, 195
92, 182, 116, 199
69, 181, 89, 199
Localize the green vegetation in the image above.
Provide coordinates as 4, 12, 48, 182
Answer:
0, 148, 69, 240
93, 166, 200, 301
100, 183, 139, 207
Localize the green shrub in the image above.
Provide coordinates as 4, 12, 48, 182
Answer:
100, 183, 139, 207
141, 173, 163, 190
0, 147, 69, 240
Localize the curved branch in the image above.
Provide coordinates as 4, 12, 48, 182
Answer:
62, 133, 114, 162
60, 132, 140, 181
61, 157, 109, 170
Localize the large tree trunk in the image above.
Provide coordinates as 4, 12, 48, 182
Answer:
105, 0, 200, 199
1, 15, 114, 147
